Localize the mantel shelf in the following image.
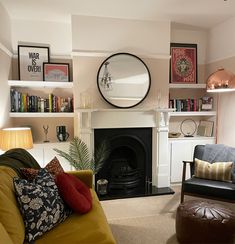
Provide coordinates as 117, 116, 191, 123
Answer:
9, 112, 74, 118
76, 108, 175, 113
8, 80, 73, 88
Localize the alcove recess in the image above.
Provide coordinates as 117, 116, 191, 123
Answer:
9, 56, 74, 143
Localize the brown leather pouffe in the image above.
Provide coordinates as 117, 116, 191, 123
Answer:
176, 200, 235, 244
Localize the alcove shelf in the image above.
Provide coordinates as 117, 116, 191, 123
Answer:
8, 80, 73, 88
169, 83, 206, 89
9, 112, 74, 118
169, 111, 216, 117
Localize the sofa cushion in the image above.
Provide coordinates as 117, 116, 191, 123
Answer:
0, 166, 25, 244
13, 169, 71, 242
195, 158, 233, 182
35, 190, 116, 244
0, 223, 14, 244
20, 156, 64, 181
183, 177, 235, 200
56, 172, 92, 214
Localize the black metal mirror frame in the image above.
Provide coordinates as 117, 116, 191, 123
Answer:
97, 52, 151, 108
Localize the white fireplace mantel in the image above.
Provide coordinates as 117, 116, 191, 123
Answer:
76, 108, 174, 188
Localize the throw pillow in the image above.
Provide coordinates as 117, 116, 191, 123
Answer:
194, 158, 233, 182
13, 169, 71, 242
56, 172, 92, 214
20, 156, 64, 181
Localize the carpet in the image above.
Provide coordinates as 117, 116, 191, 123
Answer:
101, 185, 235, 244
101, 185, 181, 244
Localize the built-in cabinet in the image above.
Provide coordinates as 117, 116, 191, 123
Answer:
168, 83, 216, 183
28, 142, 72, 170
169, 137, 215, 183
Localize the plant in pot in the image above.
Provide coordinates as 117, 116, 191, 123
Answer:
53, 136, 110, 174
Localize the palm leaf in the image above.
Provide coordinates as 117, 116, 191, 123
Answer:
53, 137, 110, 173
93, 140, 110, 174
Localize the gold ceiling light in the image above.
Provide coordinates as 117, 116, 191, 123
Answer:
206, 68, 235, 93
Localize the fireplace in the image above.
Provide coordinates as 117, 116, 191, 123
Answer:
94, 128, 152, 198
77, 108, 175, 200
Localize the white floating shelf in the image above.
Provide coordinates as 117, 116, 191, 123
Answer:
169, 83, 206, 89
10, 112, 74, 118
8, 80, 73, 88
169, 136, 216, 141
169, 111, 216, 117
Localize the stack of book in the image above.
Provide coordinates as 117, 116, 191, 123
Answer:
169, 97, 213, 112
10, 89, 73, 113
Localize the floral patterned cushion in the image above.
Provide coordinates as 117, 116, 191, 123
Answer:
20, 156, 64, 181
13, 169, 71, 242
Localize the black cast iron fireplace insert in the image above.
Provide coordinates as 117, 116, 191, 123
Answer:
94, 128, 174, 200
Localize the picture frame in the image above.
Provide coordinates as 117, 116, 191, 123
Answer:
43, 63, 70, 82
170, 43, 197, 84
197, 120, 214, 137
18, 45, 50, 81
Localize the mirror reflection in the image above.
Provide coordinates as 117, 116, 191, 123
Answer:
97, 53, 151, 108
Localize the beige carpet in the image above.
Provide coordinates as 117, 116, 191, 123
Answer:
101, 185, 235, 244
101, 186, 181, 244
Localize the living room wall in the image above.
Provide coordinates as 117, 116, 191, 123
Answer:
207, 17, 235, 147
72, 15, 171, 111
0, 3, 12, 128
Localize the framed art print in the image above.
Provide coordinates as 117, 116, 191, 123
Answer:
170, 43, 197, 84
43, 63, 70, 82
18, 45, 50, 81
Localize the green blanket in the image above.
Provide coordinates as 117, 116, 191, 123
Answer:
0, 148, 41, 177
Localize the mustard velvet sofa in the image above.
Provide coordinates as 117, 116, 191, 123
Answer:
0, 149, 116, 244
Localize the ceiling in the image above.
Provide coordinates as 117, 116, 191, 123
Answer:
1, 0, 235, 29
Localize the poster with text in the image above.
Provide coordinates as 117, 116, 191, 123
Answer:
18, 45, 50, 81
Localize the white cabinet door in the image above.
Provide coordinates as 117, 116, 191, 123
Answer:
170, 138, 215, 183
44, 143, 72, 171
170, 141, 192, 183
27, 142, 72, 171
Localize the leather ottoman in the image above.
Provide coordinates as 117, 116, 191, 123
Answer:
176, 200, 235, 244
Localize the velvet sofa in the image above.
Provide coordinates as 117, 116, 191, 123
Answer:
0, 149, 116, 244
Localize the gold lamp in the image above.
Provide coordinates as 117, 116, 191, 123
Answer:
0, 127, 33, 151
206, 68, 235, 93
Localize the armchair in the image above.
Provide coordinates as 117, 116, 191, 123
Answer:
181, 145, 235, 203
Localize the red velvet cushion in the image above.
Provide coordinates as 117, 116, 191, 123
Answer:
55, 173, 92, 214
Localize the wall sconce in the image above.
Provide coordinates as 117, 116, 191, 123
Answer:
0, 127, 33, 151
100, 62, 112, 90
206, 68, 235, 93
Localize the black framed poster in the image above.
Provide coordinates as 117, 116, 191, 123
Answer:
18, 45, 50, 81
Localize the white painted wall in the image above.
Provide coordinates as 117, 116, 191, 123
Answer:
206, 16, 235, 147
11, 19, 72, 56
0, 3, 12, 51
0, 4, 12, 129
171, 27, 208, 65
72, 15, 171, 54
207, 16, 235, 63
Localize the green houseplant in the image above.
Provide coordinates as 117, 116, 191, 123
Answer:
53, 137, 109, 174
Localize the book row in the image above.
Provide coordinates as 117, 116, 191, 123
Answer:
169, 97, 213, 112
10, 89, 74, 113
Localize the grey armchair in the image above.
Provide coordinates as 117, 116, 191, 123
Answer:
181, 144, 235, 203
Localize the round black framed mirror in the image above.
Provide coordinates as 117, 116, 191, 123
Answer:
97, 53, 151, 108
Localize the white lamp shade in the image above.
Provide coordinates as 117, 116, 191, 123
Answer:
0, 127, 33, 151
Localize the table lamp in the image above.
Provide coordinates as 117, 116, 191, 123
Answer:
0, 127, 33, 151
